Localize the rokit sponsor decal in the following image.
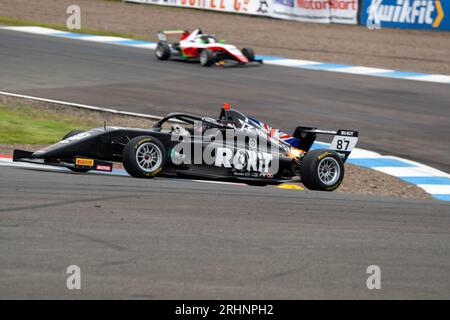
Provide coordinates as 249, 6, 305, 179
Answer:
215, 147, 274, 173
59, 127, 124, 144
60, 131, 92, 144
361, 0, 449, 30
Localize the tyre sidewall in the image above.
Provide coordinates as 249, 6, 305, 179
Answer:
242, 47, 255, 61
200, 49, 215, 66
123, 136, 166, 178
300, 149, 344, 191
156, 42, 171, 60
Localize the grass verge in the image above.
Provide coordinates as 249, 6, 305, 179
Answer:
0, 104, 93, 144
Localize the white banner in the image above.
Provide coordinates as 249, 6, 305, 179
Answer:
124, 0, 358, 24
125, 0, 271, 15
272, 0, 358, 24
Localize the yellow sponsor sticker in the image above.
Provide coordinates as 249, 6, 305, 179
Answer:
318, 152, 332, 160
75, 158, 94, 166
277, 183, 304, 190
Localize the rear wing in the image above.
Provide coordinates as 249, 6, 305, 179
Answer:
157, 30, 186, 42
293, 127, 358, 162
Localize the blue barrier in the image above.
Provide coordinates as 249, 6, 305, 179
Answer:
360, 0, 450, 31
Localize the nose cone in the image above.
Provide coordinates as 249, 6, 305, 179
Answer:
239, 55, 249, 63
33, 147, 51, 157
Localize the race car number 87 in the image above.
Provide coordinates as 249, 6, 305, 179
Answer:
330, 136, 358, 152
337, 139, 349, 150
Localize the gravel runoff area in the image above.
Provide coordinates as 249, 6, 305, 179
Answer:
1, 0, 450, 74
0, 95, 431, 200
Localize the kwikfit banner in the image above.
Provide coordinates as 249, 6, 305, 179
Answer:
124, 0, 358, 24
360, 0, 450, 30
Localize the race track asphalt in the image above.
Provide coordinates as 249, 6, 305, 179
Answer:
0, 29, 449, 172
1, 28, 450, 299
0, 166, 449, 299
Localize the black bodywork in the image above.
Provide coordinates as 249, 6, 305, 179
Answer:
13, 107, 357, 185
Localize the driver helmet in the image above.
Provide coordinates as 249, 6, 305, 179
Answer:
171, 124, 189, 136
180, 30, 190, 41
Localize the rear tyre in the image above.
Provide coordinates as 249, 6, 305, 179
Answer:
200, 49, 215, 67
62, 130, 90, 173
300, 149, 344, 191
123, 136, 166, 178
155, 42, 171, 60
242, 47, 255, 61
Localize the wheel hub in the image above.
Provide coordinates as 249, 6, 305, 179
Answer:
317, 157, 340, 186
136, 142, 162, 173
200, 52, 207, 64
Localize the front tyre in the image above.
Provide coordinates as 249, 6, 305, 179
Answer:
123, 136, 166, 178
155, 42, 171, 60
200, 49, 215, 67
300, 149, 344, 191
242, 47, 255, 61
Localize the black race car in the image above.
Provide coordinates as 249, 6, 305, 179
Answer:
13, 105, 358, 191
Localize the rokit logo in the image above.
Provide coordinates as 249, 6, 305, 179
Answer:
366, 0, 445, 28
60, 132, 91, 144
169, 123, 281, 175
215, 147, 274, 173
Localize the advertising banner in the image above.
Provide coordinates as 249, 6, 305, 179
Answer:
125, 0, 272, 16
124, 0, 358, 24
272, 0, 358, 24
360, 0, 450, 30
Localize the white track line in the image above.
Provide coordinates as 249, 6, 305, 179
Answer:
2, 26, 450, 85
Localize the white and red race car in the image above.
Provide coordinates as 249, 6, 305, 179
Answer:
155, 29, 262, 67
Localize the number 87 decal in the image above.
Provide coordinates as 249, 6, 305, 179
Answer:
337, 139, 350, 150
330, 136, 358, 152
